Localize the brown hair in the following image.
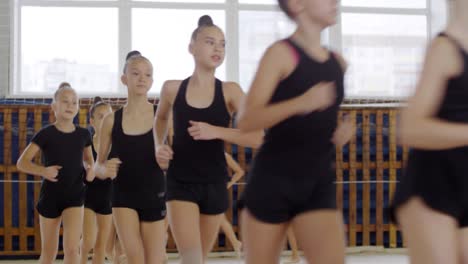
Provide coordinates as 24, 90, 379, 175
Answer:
89, 96, 110, 119
191, 15, 217, 41
122, 50, 152, 73
278, 0, 294, 19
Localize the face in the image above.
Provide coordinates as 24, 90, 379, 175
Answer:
90, 104, 112, 132
190, 26, 226, 69
295, 0, 338, 27
52, 89, 79, 121
122, 58, 154, 95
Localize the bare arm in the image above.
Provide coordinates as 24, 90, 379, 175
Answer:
236, 42, 335, 132
217, 82, 264, 148
153, 81, 178, 168
210, 126, 263, 149
167, 111, 174, 146
399, 37, 468, 149
95, 113, 120, 179
188, 82, 264, 148
330, 52, 355, 147
83, 146, 95, 182
153, 81, 178, 148
16, 143, 60, 182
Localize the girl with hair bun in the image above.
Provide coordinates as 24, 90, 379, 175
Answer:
153, 15, 263, 264
96, 51, 167, 264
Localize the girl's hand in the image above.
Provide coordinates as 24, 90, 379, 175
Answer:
85, 164, 95, 182
297, 82, 336, 114
155, 145, 173, 170
100, 158, 122, 179
227, 181, 235, 189
42, 165, 61, 182
188, 121, 219, 140
332, 115, 355, 147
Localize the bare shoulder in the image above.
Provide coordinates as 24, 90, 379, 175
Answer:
268, 40, 294, 56
223, 81, 243, 96
331, 51, 348, 72
161, 80, 183, 103
264, 40, 298, 79
265, 40, 297, 65
427, 36, 464, 78
101, 111, 115, 131
162, 80, 182, 90
221, 81, 244, 112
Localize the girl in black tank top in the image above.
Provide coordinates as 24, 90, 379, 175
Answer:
81, 97, 114, 264
95, 51, 166, 264
391, 1, 468, 262
153, 15, 262, 264
236, 1, 354, 263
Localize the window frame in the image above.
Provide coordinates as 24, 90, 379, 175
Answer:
339, 0, 433, 99
10, 0, 440, 99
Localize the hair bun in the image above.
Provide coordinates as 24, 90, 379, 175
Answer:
93, 96, 103, 104
198, 15, 214, 27
126, 50, 142, 61
58, 82, 71, 89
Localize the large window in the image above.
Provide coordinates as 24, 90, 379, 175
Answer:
239, 10, 295, 90
12, 0, 448, 98
132, 9, 226, 93
342, 13, 427, 97
340, 0, 446, 98
19, 6, 118, 95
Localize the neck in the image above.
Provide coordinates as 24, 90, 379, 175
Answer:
191, 66, 216, 88
126, 93, 150, 112
54, 119, 75, 130
293, 17, 323, 49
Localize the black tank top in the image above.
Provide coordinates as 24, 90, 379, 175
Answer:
111, 106, 165, 208
167, 77, 231, 183
436, 32, 468, 123
394, 33, 468, 212
261, 38, 345, 155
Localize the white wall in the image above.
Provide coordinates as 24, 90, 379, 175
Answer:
0, 0, 10, 97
